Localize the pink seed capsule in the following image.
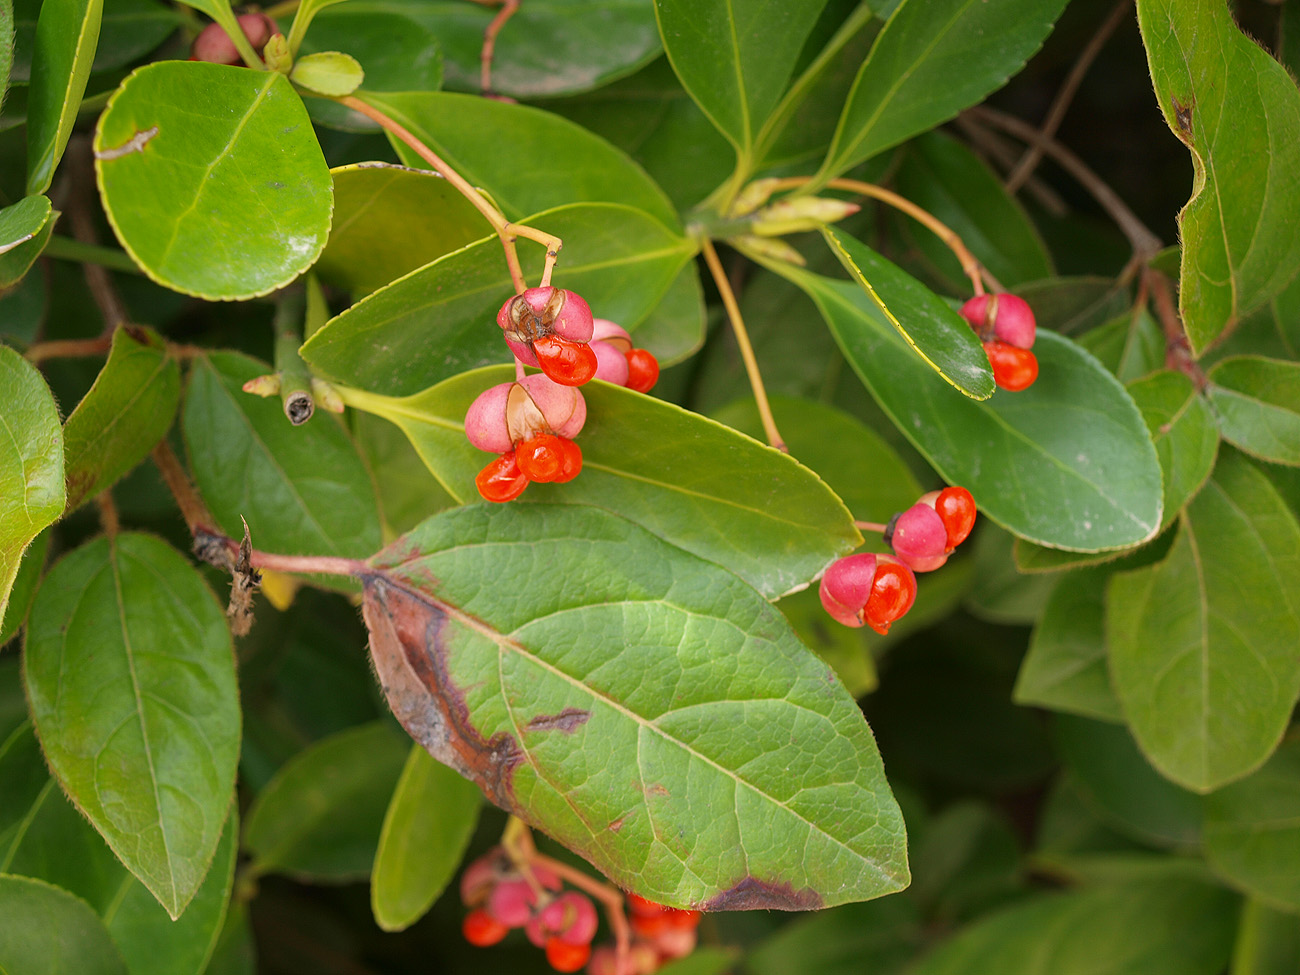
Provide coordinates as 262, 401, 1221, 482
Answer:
888, 503, 949, 572
486, 877, 535, 928
591, 339, 631, 386
464, 383, 514, 454
497, 287, 595, 344
818, 553, 878, 628
516, 374, 586, 440
989, 294, 1036, 349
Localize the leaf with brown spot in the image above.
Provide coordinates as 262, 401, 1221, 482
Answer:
360, 503, 909, 910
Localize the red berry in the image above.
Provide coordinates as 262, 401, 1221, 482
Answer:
534, 335, 598, 387
624, 348, 660, 393
934, 486, 976, 549
984, 340, 1038, 391
863, 559, 917, 635
463, 908, 509, 947
545, 937, 591, 973
516, 434, 567, 483
476, 452, 529, 503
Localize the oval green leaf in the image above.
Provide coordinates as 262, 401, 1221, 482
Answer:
26, 0, 102, 194
363, 502, 909, 909
0, 346, 63, 626
62, 324, 181, 512
289, 50, 363, 97
778, 263, 1164, 551
341, 368, 860, 599
819, 227, 995, 398
23, 533, 238, 918
244, 722, 409, 882
370, 744, 481, 932
1107, 451, 1300, 792
302, 202, 695, 397
0, 527, 48, 646
0, 202, 56, 289
1206, 356, 1300, 466
0, 875, 128, 975
0, 194, 52, 256
95, 61, 332, 300
1128, 369, 1220, 530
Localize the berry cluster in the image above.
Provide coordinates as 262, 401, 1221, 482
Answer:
820, 487, 977, 633
959, 293, 1038, 391
587, 896, 702, 975
467, 287, 660, 501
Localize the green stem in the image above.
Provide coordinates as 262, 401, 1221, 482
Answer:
43, 236, 142, 275
273, 292, 313, 425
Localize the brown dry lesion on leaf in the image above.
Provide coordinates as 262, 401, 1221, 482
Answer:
525, 707, 591, 734
95, 126, 160, 161
1171, 95, 1194, 142
698, 876, 823, 912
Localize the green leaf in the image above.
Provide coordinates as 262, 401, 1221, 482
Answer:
314, 163, 485, 297
747, 895, 921, 975
370, 744, 481, 932
0, 346, 63, 627
1137, 0, 1300, 354
23, 533, 239, 918
1232, 899, 1300, 975
908, 878, 1236, 975
289, 50, 363, 96
364, 502, 908, 909
0, 876, 128, 975
653, 0, 827, 162
182, 351, 382, 570
0, 194, 52, 256
62, 325, 181, 512
0, 527, 48, 645
94, 61, 332, 300
817, 0, 1069, 179
1108, 451, 1300, 792
817, 227, 995, 399
1206, 356, 1300, 466
1054, 714, 1202, 848
244, 722, 409, 882
656, 947, 741, 975
369, 91, 679, 230
301, 203, 695, 397
1015, 567, 1123, 723
894, 132, 1053, 290
777, 264, 1165, 551
25, 0, 102, 194
1077, 305, 1166, 383
964, 524, 1056, 624
0, 203, 56, 289
352, 411, 456, 540
634, 259, 707, 366
1129, 369, 1220, 527
1204, 738, 1300, 912
342, 368, 860, 600
775, 585, 877, 699
0, 0, 12, 102
91, 0, 182, 75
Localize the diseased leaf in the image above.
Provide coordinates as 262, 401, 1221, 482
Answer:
62, 325, 181, 511
0, 195, 52, 256
0, 346, 64, 626
0, 202, 56, 289
370, 744, 481, 932
1206, 356, 1300, 466
26, 0, 102, 194
0, 875, 128, 975
1128, 369, 1220, 527
818, 0, 1069, 179
341, 368, 860, 600
244, 722, 409, 882
23, 533, 239, 918
302, 203, 696, 397
1108, 451, 1300, 792
362, 502, 909, 909
95, 61, 332, 300
1204, 738, 1300, 912
1137, 0, 1300, 353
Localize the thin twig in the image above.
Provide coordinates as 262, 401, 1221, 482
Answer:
24, 335, 114, 363
1005, 0, 1132, 192
854, 520, 888, 534
96, 493, 120, 539
151, 441, 216, 535
478, 0, 519, 95
1146, 268, 1205, 387
954, 115, 1069, 216
700, 239, 787, 452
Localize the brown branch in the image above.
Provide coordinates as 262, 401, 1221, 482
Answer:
151, 441, 216, 535
1146, 268, 1205, 388
478, 0, 519, 96
24, 335, 113, 363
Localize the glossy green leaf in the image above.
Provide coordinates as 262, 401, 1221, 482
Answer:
653, 0, 827, 161
0, 194, 52, 256
91, 0, 181, 74
964, 524, 1056, 624
283, 0, 351, 55
908, 878, 1236, 975
363, 502, 909, 908
746, 895, 921, 975
1137, 0, 1300, 354
369, 91, 678, 229
1078, 306, 1166, 383
0, 875, 128, 975
1206, 356, 1300, 466
634, 259, 707, 365
0, 346, 63, 627
1054, 715, 1202, 848
183, 351, 382, 570
353, 411, 455, 540
0, 527, 48, 645
314, 163, 485, 297
302, 203, 695, 397
342, 368, 860, 599
244, 722, 409, 882
289, 51, 363, 97
95, 61, 332, 300
1129, 369, 1220, 527
25, 0, 102, 194
818, 0, 1069, 179
1204, 738, 1300, 912
1108, 452, 1300, 792
0, 0, 12, 101
62, 325, 180, 511
0, 204, 56, 289
23, 533, 238, 918
1232, 899, 1300, 975
370, 744, 481, 932
817, 228, 994, 399
894, 132, 1053, 290
1015, 567, 1123, 723
410, 0, 661, 98
778, 263, 1164, 551
775, 585, 877, 699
